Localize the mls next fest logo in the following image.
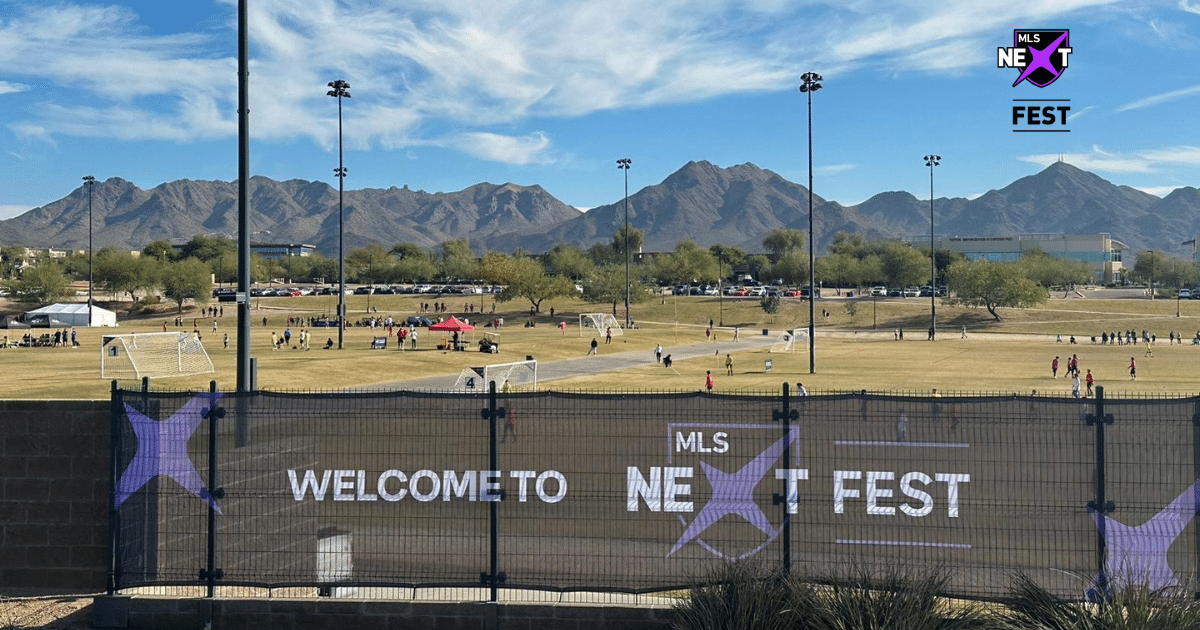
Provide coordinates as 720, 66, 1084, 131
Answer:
998, 30, 1072, 132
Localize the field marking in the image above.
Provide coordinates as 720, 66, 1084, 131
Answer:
836, 539, 972, 549
834, 440, 969, 448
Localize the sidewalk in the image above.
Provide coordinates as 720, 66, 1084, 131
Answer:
389, 331, 779, 390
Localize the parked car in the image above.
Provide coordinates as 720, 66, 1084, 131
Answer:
903, 287, 921, 297
1179, 288, 1193, 299
887, 288, 903, 297
870, 286, 887, 296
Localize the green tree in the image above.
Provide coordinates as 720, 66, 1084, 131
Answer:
161, 259, 213, 313
709, 244, 746, 284
581, 264, 652, 317
762, 228, 806, 256
179, 235, 235, 263
945, 259, 1046, 321
142, 240, 176, 263
4, 261, 69, 303
1017, 250, 1092, 296
651, 241, 718, 285
346, 243, 392, 285
769, 252, 808, 285
0, 245, 27, 279
95, 249, 161, 303
545, 244, 595, 280
611, 225, 645, 261
439, 239, 477, 281
479, 252, 576, 312
390, 242, 430, 261
879, 242, 929, 288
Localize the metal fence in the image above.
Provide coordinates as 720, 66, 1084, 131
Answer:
107, 382, 1200, 601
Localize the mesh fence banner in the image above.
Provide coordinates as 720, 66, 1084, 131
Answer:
110, 387, 1200, 599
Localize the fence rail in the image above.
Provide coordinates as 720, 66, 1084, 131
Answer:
108, 382, 1200, 601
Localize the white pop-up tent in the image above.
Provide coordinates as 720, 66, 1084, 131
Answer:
25, 303, 118, 327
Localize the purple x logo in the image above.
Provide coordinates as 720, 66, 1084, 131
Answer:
115, 394, 223, 513
1012, 30, 1071, 87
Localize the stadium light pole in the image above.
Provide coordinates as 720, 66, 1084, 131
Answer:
800, 72, 822, 374
328, 79, 351, 349
617, 158, 632, 329
83, 175, 96, 327
1146, 250, 1154, 300
924, 155, 940, 341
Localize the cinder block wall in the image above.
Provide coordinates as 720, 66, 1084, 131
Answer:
0, 399, 110, 590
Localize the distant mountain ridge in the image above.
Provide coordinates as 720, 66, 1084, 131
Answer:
2, 161, 1196, 258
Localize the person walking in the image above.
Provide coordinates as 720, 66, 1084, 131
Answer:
1144, 340, 1154, 358
1086, 369, 1095, 395
270, 331, 278, 350
1129, 357, 1137, 380
1072, 374, 1081, 399
605, 327, 612, 344
283, 327, 292, 348
654, 344, 663, 363
588, 337, 598, 355
1052, 356, 1059, 379
795, 382, 808, 396
410, 329, 418, 350
705, 370, 714, 392
725, 353, 733, 376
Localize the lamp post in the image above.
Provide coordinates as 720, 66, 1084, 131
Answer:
924, 155, 940, 340
82, 175, 95, 327
327, 79, 351, 349
617, 158, 632, 329
800, 72, 822, 374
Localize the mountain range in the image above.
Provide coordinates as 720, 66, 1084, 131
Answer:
3, 161, 1198, 259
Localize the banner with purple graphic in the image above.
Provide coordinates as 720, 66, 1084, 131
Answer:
111, 389, 1199, 598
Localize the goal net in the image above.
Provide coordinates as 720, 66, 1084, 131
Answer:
579, 313, 622, 337
101, 332, 215, 380
769, 329, 808, 353
452, 360, 538, 393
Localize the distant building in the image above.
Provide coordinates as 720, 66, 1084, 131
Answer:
921, 233, 1126, 284
1184, 237, 1200, 262
251, 243, 317, 260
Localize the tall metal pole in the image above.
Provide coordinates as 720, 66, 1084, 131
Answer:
924, 155, 940, 341
328, 80, 351, 348
617, 158, 632, 329
83, 175, 95, 327
800, 73, 822, 374
236, 0, 251, 392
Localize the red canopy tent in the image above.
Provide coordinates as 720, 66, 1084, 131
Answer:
428, 316, 474, 332
428, 316, 475, 350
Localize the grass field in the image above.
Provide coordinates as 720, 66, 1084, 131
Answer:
3, 288, 1199, 399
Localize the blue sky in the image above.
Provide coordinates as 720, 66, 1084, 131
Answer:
2, 0, 1199, 222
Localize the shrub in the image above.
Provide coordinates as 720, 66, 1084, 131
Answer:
1003, 573, 1200, 630
760, 296, 780, 314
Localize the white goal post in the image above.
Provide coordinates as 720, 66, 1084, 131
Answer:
769, 329, 808, 353
578, 313, 622, 337
452, 359, 538, 393
101, 332, 215, 380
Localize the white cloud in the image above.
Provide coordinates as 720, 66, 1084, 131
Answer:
0, 0, 1134, 165
1019, 144, 1200, 173
817, 164, 857, 176
1134, 185, 1184, 197
0, 204, 34, 220
1180, 0, 1200, 15
443, 131, 552, 165
0, 81, 28, 95
1117, 85, 1200, 112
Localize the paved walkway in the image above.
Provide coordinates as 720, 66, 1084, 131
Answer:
388, 329, 780, 390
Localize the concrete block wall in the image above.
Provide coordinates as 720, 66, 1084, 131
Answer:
0, 399, 110, 590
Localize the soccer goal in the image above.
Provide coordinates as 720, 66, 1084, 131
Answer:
579, 313, 622, 337
452, 359, 538, 393
101, 332, 215, 380
769, 329, 809, 353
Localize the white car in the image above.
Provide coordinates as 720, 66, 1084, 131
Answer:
870, 286, 887, 296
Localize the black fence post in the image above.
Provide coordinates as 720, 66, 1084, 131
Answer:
480, 381, 507, 602
772, 382, 798, 578
107, 380, 122, 595
200, 381, 226, 601
1086, 385, 1114, 599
